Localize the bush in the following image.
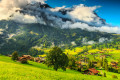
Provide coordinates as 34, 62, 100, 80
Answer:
118, 68, 120, 74
98, 73, 102, 76
103, 72, 106, 77
68, 55, 76, 70
112, 75, 118, 79
11, 51, 18, 61
20, 58, 28, 64
109, 66, 118, 73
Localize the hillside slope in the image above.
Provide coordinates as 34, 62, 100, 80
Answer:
0, 55, 113, 80
0, 20, 113, 55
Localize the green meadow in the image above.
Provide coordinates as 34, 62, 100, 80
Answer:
0, 55, 114, 80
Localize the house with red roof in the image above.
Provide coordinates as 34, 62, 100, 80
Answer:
84, 68, 99, 75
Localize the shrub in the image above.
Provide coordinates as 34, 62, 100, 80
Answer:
11, 51, 18, 61
109, 66, 118, 73
118, 68, 120, 74
103, 72, 106, 77
98, 73, 102, 76
20, 58, 28, 64
68, 55, 77, 70
112, 75, 118, 79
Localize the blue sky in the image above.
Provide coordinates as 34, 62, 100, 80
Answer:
46, 0, 120, 27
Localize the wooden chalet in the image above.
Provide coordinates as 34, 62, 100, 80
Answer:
34, 57, 45, 63
100, 55, 106, 58
22, 55, 33, 60
92, 61, 97, 66
18, 57, 27, 62
111, 62, 118, 68
8, 55, 12, 57
84, 68, 99, 75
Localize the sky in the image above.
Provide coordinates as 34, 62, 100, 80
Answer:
46, 0, 120, 27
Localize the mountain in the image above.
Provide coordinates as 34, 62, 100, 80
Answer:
12, 2, 106, 27
0, 2, 117, 55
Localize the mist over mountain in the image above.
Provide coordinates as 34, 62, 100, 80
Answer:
0, 0, 119, 55
0, 0, 120, 33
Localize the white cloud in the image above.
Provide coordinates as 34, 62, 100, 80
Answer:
0, 0, 120, 34
0, 29, 4, 34
0, 0, 46, 20
87, 41, 96, 45
82, 38, 96, 45
63, 22, 120, 34
11, 12, 38, 23
99, 37, 108, 43
67, 4, 101, 22
71, 41, 76, 46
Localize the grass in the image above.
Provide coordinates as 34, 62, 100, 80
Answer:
0, 55, 114, 80
99, 70, 120, 79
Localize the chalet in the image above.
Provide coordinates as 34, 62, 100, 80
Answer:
79, 58, 89, 63
111, 62, 118, 68
34, 57, 40, 62
92, 61, 97, 66
22, 55, 33, 60
40, 57, 45, 63
17, 55, 33, 63
34, 57, 45, 63
90, 53, 97, 55
84, 68, 99, 75
18, 57, 27, 62
99, 51, 104, 53
100, 55, 106, 58
8, 55, 12, 57
75, 61, 81, 64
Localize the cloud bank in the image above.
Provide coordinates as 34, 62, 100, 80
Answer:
0, 0, 45, 21
0, 0, 120, 34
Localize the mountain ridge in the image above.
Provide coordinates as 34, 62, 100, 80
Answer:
0, 1, 118, 55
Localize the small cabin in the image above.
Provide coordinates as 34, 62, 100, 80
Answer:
111, 62, 118, 68
34, 57, 45, 63
84, 68, 99, 75
22, 55, 33, 60
18, 57, 27, 61
75, 61, 81, 64
8, 55, 12, 57
100, 55, 106, 58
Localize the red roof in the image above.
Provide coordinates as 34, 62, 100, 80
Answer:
88, 68, 99, 74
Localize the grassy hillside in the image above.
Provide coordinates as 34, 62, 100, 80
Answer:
0, 55, 114, 80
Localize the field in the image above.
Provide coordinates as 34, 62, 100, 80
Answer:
0, 55, 114, 80
99, 70, 120, 79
